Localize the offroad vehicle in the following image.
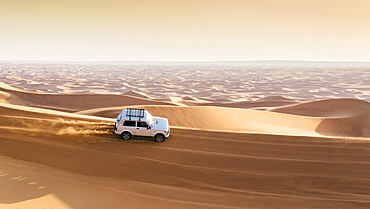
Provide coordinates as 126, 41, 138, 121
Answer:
115, 108, 170, 142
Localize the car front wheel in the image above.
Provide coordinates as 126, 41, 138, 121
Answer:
154, 134, 165, 142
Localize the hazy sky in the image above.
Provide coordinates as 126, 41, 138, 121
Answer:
1, 0, 370, 62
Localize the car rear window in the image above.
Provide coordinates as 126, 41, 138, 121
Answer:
123, 121, 136, 127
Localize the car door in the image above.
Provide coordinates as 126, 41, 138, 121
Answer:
135, 121, 151, 136
121, 120, 136, 134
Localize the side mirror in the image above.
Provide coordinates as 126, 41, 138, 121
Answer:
147, 126, 151, 129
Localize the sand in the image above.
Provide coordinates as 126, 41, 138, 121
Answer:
1, 62, 370, 208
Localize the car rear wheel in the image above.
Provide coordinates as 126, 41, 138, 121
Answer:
154, 134, 165, 142
121, 132, 132, 140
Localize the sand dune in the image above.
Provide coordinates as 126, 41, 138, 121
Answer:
1, 103, 370, 208
1, 66, 370, 209
271, 98, 370, 118
71, 101, 370, 138
270, 99, 370, 137
0, 83, 176, 112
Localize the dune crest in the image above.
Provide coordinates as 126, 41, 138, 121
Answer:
270, 98, 370, 117
121, 90, 151, 99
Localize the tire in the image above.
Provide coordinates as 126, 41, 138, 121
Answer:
154, 134, 165, 142
121, 132, 132, 140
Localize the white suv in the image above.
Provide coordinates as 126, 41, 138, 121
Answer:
114, 108, 170, 142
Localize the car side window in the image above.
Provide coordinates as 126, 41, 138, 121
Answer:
137, 122, 148, 127
123, 121, 136, 127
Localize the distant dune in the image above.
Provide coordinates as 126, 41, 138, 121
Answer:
1, 63, 370, 209
0, 83, 176, 112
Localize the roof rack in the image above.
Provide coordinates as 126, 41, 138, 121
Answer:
126, 108, 145, 120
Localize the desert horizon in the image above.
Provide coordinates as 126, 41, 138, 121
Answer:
1, 61, 370, 208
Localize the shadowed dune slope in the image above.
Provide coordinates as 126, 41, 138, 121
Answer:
270, 99, 370, 137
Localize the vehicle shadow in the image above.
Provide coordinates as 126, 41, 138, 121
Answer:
125, 136, 157, 143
